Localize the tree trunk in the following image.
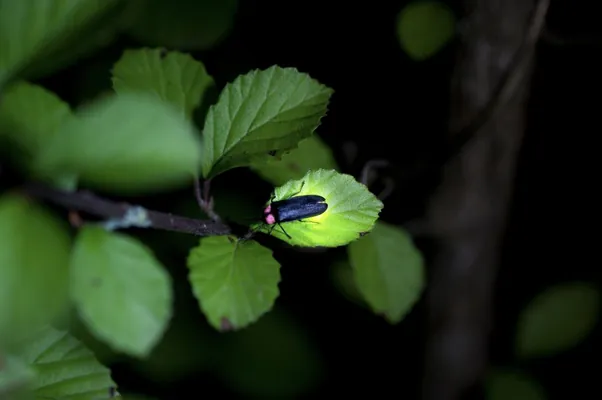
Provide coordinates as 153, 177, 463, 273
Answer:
422, 0, 549, 399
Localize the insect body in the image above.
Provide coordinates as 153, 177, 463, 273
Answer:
262, 182, 328, 239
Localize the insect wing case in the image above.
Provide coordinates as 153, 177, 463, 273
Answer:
271, 195, 327, 223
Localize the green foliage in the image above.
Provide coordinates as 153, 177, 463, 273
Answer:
330, 260, 369, 309
0, 0, 119, 85
486, 369, 546, 400
0, 325, 117, 399
251, 134, 339, 186
0, 354, 35, 398
0, 2, 405, 390
70, 226, 173, 357
515, 282, 600, 359
21, 0, 129, 81
112, 48, 215, 119
36, 92, 202, 194
128, 311, 213, 382
126, 0, 238, 51
187, 236, 281, 331
120, 395, 157, 400
348, 222, 424, 323
216, 310, 323, 397
396, 0, 456, 61
200, 66, 334, 179
251, 169, 383, 247
0, 81, 72, 174
0, 194, 71, 347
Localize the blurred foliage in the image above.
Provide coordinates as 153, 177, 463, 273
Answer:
125, 0, 238, 51
0, 0, 599, 399
396, 0, 456, 61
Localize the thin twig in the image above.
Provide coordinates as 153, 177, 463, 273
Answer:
22, 182, 231, 237
377, 177, 395, 201
193, 178, 222, 222
541, 28, 602, 47
360, 159, 389, 186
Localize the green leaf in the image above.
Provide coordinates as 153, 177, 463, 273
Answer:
18, 325, 117, 399
515, 282, 600, 359
129, 317, 214, 382
0, 354, 35, 398
20, 0, 127, 81
128, 277, 216, 382
330, 260, 368, 309
200, 65, 334, 179
348, 222, 424, 323
486, 369, 546, 400
396, 1, 456, 61
36, 92, 202, 195
126, 0, 238, 51
250, 134, 339, 186
251, 169, 383, 247
68, 312, 121, 366
120, 395, 157, 400
0, 0, 119, 84
112, 48, 215, 119
187, 236, 281, 331
70, 226, 173, 358
216, 310, 323, 397
0, 194, 71, 347
0, 81, 72, 174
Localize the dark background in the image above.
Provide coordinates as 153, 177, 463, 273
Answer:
16, 0, 601, 398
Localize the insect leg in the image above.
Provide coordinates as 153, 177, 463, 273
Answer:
277, 222, 292, 239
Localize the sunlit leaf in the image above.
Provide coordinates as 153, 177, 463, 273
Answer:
251, 169, 383, 247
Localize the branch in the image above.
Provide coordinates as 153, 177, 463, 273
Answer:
22, 182, 232, 237
541, 28, 602, 47
445, 0, 550, 147
392, 0, 550, 197
193, 178, 222, 222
